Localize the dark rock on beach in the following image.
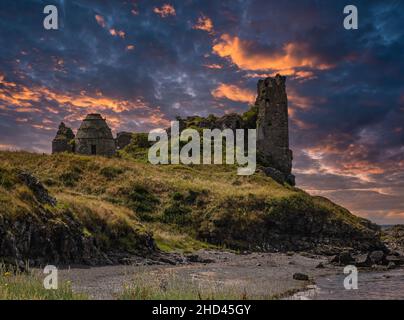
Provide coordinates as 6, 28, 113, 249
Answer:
293, 273, 309, 281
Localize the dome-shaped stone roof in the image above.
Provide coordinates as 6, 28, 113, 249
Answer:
76, 113, 114, 140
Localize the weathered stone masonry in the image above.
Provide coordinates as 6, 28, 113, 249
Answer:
256, 75, 294, 183
52, 114, 116, 156
75, 113, 116, 156
51, 75, 295, 184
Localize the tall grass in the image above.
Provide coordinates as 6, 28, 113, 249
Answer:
119, 271, 254, 300
0, 265, 86, 300
0, 150, 374, 253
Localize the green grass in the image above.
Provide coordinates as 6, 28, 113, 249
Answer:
119, 271, 255, 300
0, 266, 86, 300
0, 150, 380, 255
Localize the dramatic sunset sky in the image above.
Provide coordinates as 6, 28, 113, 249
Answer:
0, 0, 403, 224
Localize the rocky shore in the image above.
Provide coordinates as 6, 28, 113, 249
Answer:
55, 250, 335, 299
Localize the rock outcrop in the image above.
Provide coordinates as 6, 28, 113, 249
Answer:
0, 171, 155, 267
18, 171, 57, 206
382, 225, 404, 254
197, 194, 384, 254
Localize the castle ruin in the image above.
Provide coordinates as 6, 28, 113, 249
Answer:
53, 114, 118, 156
51, 75, 294, 184
256, 75, 293, 176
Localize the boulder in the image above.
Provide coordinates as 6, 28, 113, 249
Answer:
285, 174, 296, 186
185, 254, 214, 264
331, 251, 354, 265
354, 253, 371, 267
369, 250, 384, 264
385, 255, 402, 266
293, 273, 309, 281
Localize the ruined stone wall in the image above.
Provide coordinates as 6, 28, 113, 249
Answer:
52, 139, 73, 154
75, 138, 116, 156
74, 114, 116, 156
52, 122, 75, 154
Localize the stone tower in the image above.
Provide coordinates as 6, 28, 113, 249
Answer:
75, 113, 116, 156
52, 122, 75, 154
256, 74, 293, 176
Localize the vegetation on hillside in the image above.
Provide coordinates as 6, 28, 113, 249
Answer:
0, 149, 383, 266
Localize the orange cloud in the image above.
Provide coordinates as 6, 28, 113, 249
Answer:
109, 28, 125, 38
341, 161, 385, 175
153, 4, 176, 17
0, 73, 16, 87
288, 88, 314, 110
295, 70, 316, 80
302, 138, 388, 181
286, 88, 317, 129
204, 63, 222, 69
193, 14, 214, 34
95, 15, 106, 28
0, 74, 170, 130
95, 15, 125, 39
211, 83, 255, 103
213, 34, 333, 74
292, 118, 316, 130
246, 69, 317, 80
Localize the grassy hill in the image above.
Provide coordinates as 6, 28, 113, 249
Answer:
0, 149, 384, 266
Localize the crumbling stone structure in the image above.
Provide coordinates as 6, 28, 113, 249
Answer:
52, 122, 75, 153
255, 75, 294, 182
176, 75, 295, 184
50, 76, 294, 184
52, 114, 121, 156
75, 114, 116, 156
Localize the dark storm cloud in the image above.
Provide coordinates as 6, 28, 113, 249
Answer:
0, 0, 403, 223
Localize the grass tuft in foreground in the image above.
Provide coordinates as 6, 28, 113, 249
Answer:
0, 266, 86, 300
118, 271, 282, 300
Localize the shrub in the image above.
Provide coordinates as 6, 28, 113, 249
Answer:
59, 166, 82, 187
242, 105, 258, 129
132, 133, 151, 148
162, 204, 192, 226
0, 168, 16, 189
100, 166, 124, 179
127, 184, 159, 214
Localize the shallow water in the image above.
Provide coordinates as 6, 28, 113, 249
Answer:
290, 268, 404, 300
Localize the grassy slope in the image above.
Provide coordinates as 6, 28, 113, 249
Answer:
0, 150, 382, 261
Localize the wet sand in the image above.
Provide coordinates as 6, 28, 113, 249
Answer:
56, 250, 339, 300
289, 268, 404, 300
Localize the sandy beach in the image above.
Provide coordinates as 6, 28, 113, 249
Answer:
55, 250, 339, 300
